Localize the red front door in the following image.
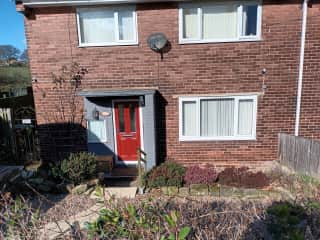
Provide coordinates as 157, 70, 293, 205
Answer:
114, 101, 141, 161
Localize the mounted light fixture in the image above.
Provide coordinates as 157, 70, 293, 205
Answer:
92, 107, 99, 120
139, 96, 145, 107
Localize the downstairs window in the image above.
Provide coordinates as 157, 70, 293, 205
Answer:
179, 95, 257, 141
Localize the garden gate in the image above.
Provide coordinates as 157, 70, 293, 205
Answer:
0, 106, 38, 164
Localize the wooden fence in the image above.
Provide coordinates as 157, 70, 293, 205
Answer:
278, 133, 320, 178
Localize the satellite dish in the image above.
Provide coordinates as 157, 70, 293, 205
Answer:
147, 33, 168, 53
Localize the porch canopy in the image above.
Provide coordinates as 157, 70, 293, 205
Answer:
79, 88, 156, 98
79, 88, 157, 171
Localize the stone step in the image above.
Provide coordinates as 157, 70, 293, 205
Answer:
104, 187, 137, 199
104, 179, 138, 187
91, 186, 138, 199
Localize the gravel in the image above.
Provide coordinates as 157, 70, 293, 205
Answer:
31, 193, 96, 224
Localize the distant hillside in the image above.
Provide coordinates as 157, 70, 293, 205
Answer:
0, 66, 31, 91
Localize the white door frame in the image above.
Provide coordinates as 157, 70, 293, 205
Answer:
112, 99, 144, 166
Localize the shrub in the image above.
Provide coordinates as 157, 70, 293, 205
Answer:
52, 152, 97, 185
266, 202, 306, 240
144, 162, 185, 188
184, 165, 218, 185
85, 199, 191, 240
218, 167, 270, 189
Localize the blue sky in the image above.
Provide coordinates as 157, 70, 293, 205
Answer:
0, 0, 26, 51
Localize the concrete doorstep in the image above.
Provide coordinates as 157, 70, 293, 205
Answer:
103, 187, 138, 199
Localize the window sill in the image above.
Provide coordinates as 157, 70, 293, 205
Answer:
179, 37, 261, 45
179, 136, 257, 142
79, 41, 138, 48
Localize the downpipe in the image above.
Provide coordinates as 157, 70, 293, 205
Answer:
295, 0, 308, 136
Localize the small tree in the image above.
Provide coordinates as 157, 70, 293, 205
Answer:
50, 62, 88, 124
36, 62, 89, 162
0, 45, 20, 64
20, 49, 28, 63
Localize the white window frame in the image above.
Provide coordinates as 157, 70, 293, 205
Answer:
87, 119, 108, 143
77, 6, 138, 47
179, 1, 262, 44
179, 94, 257, 141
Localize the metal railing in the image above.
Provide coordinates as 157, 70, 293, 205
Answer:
137, 148, 147, 186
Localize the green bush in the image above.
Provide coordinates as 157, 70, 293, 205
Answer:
52, 152, 97, 185
267, 202, 306, 240
144, 162, 185, 188
85, 199, 191, 240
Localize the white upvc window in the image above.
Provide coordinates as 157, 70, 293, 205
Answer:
87, 120, 107, 143
179, 95, 257, 141
77, 6, 138, 47
179, 1, 262, 44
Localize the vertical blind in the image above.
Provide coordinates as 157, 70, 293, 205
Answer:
201, 99, 234, 136
181, 2, 259, 41
181, 96, 256, 138
183, 8, 198, 39
79, 10, 115, 44
78, 8, 135, 44
238, 99, 254, 135
183, 101, 197, 136
118, 11, 134, 41
202, 5, 237, 39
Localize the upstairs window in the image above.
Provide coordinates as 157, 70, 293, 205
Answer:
77, 7, 137, 47
179, 95, 257, 141
179, 2, 261, 43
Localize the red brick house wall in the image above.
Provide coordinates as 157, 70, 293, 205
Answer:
299, 2, 320, 139
22, 0, 320, 167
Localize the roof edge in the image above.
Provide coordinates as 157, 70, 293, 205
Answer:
20, 0, 186, 8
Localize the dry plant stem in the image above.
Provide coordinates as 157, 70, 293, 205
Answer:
24, 181, 55, 204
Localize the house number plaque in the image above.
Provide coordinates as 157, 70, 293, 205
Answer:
101, 111, 111, 117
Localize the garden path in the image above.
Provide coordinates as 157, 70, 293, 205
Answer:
40, 187, 137, 240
